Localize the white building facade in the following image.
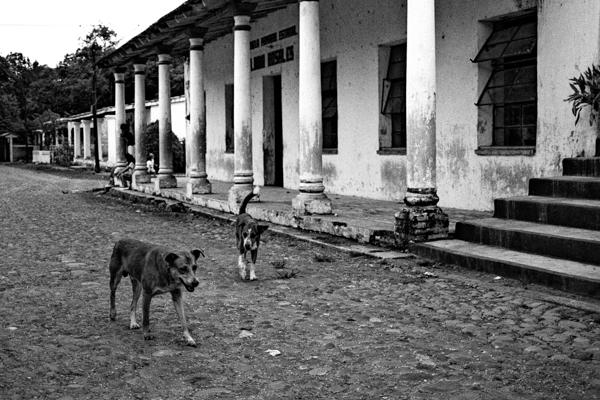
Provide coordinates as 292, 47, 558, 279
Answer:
92, 0, 599, 212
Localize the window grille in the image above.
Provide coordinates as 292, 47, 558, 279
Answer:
321, 60, 338, 151
474, 15, 537, 146
381, 44, 406, 148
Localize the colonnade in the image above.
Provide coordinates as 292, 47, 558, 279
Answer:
66, 0, 444, 236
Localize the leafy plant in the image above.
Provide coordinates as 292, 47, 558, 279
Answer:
144, 121, 186, 173
566, 64, 600, 125
52, 144, 73, 167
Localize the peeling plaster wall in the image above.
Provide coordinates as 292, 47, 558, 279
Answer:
436, 0, 600, 210
167, 0, 600, 210
201, 0, 406, 196
319, 0, 407, 200
203, 5, 300, 187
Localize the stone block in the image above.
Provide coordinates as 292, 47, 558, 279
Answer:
395, 205, 449, 247
292, 192, 332, 215
154, 174, 177, 190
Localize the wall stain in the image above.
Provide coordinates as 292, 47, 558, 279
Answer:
380, 160, 405, 199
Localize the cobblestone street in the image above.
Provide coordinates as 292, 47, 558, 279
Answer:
1, 164, 599, 399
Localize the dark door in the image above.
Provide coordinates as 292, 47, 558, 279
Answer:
263, 75, 284, 186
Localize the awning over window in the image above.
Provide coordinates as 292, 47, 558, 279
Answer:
473, 19, 536, 63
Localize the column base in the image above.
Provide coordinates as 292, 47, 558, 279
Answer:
228, 183, 254, 212
132, 169, 151, 185
394, 205, 449, 247
154, 173, 177, 190
292, 192, 333, 215
186, 177, 212, 197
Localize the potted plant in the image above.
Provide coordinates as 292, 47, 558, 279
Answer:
566, 64, 600, 156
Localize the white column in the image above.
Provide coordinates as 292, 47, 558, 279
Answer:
67, 122, 72, 146
228, 13, 254, 207
405, 0, 438, 206
155, 52, 177, 189
133, 63, 150, 185
395, 0, 448, 245
184, 57, 191, 176
187, 34, 212, 196
96, 119, 103, 161
8, 136, 13, 162
114, 69, 127, 169
292, 0, 332, 215
73, 121, 81, 159
82, 120, 91, 159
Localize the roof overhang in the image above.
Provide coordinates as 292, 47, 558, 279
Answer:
97, 0, 298, 69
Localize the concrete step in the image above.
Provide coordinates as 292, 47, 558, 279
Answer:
494, 196, 600, 231
563, 157, 600, 177
413, 239, 600, 299
529, 176, 600, 199
456, 218, 600, 265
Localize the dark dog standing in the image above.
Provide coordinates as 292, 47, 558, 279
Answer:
109, 239, 204, 346
236, 187, 268, 280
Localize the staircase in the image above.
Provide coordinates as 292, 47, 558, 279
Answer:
413, 157, 600, 299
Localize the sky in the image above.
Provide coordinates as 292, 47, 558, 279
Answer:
0, 0, 185, 67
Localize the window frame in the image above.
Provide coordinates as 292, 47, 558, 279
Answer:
321, 59, 338, 153
380, 43, 407, 151
474, 13, 537, 149
224, 83, 234, 154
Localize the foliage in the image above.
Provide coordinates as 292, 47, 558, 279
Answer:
0, 52, 60, 139
52, 144, 74, 167
144, 121, 186, 173
566, 64, 600, 126
55, 24, 118, 115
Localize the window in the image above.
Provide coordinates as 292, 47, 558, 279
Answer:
474, 14, 537, 147
225, 84, 234, 153
321, 60, 338, 152
380, 43, 406, 150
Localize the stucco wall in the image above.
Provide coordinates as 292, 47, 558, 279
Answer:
202, 0, 407, 195
102, 0, 599, 211
436, 0, 600, 210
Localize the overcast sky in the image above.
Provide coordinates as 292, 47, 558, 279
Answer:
0, 0, 184, 67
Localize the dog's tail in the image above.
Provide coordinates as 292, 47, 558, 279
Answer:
239, 186, 260, 214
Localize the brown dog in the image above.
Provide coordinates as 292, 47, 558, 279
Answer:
109, 238, 204, 346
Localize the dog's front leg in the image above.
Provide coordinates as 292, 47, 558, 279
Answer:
238, 254, 248, 280
141, 291, 154, 340
249, 249, 258, 281
129, 278, 141, 329
171, 289, 196, 347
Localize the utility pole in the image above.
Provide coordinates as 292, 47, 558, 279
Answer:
91, 42, 100, 173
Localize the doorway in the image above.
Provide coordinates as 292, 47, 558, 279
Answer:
263, 75, 283, 186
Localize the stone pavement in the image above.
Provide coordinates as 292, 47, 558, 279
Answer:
2, 164, 600, 399
132, 174, 491, 248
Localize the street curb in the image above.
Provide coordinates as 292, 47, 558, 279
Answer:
97, 186, 600, 314
103, 186, 411, 261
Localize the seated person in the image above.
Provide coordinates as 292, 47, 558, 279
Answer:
146, 153, 156, 175
109, 153, 135, 188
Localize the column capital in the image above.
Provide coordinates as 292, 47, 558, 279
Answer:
233, 14, 252, 30
157, 53, 172, 65
189, 37, 205, 50
133, 63, 146, 74
114, 71, 125, 82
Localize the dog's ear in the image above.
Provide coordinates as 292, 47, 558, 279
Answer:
191, 248, 205, 261
164, 252, 179, 267
258, 224, 269, 235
